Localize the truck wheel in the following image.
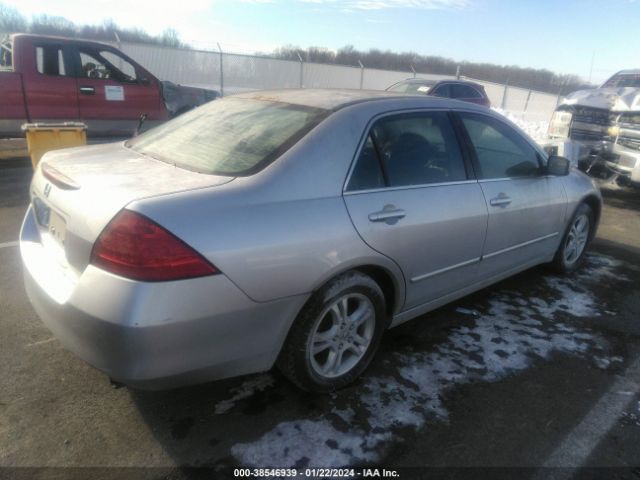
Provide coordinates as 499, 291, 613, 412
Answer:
277, 271, 387, 392
552, 203, 594, 274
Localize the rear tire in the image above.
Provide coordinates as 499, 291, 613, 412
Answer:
551, 202, 594, 273
277, 271, 387, 392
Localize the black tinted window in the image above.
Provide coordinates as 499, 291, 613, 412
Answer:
363, 112, 466, 187
451, 84, 482, 99
347, 135, 385, 191
461, 113, 540, 179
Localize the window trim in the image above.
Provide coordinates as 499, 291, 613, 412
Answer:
343, 107, 476, 194
452, 110, 547, 181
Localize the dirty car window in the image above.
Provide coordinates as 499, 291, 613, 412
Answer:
127, 98, 329, 176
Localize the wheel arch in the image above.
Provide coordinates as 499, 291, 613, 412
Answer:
305, 261, 406, 320
578, 193, 602, 240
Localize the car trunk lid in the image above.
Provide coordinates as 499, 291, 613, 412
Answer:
29, 141, 234, 275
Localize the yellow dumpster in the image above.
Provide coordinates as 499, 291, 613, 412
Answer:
21, 122, 88, 169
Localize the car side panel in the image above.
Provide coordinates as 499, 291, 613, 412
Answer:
131, 186, 406, 306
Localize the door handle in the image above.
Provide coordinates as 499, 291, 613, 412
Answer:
79, 86, 95, 95
368, 207, 406, 223
489, 194, 512, 207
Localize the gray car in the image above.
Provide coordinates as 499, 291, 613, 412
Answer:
20, 89, 602, 392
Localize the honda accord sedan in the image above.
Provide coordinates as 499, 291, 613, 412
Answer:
20, 89, 601, 392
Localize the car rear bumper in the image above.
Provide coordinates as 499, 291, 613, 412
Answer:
20, 206, 307, 389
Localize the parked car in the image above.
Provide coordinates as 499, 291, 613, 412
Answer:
0, 33, 219, 139
21, 89, 601, 392
546, 69, 640, 187
386, 78, 491, 107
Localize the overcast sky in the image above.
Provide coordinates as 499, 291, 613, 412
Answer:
5, 0, 639, 83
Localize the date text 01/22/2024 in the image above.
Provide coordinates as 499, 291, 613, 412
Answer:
233, 468, 400, 477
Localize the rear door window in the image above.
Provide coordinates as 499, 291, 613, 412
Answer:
36, 45, 67, 76
347, 111, 467, 190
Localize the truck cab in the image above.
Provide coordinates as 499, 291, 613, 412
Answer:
1, 34, 170, 138
545, 69, 640, 186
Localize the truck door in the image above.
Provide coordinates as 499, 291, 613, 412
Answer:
73, 45, 167, 137
21, 41, 80, 121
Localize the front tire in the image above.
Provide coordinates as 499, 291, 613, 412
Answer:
277, 271, 387, 392
552, 202, 594, 273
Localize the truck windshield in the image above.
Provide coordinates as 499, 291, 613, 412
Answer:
602, 73, 640, 88
127, 97, 329, 176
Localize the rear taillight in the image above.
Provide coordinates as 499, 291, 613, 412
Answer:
90, 210, 218, 282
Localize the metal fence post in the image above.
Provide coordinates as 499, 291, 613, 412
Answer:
217, 43, 224, 97
501, 82, 509, 109
358, 60, 364, 89
524, 89, 532, 113
297, 52, 304, 88
456, 65, 460, 80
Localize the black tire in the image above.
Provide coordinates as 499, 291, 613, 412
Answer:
277, 271, 387, 393
551, 202, 594, 274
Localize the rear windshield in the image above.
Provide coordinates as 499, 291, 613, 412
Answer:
127, 97, 329, 176
602, 73, 640, 88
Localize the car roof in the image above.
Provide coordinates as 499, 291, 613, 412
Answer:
395, 78, 484, 87
232, 88, 486, 111
611, 69, 640, 76
9, 33, 112, 50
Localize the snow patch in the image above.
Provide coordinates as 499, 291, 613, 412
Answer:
231, 255, 624, 467
214, 374, 275, 414
493, 108, 549, 145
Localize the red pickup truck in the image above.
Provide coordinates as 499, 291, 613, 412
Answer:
0, 34, 219, 139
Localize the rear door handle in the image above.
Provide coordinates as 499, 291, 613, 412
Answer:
79, 86, 95, 95
368, 208, 406, 223
489, 194, 512, 207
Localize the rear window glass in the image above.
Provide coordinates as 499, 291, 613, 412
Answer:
602, 73, 640, 88
388, 81, 436, 94
451, 84, 482, 99
127, 98, 329, 176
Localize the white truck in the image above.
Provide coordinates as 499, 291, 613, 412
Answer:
546, 69, 640, 186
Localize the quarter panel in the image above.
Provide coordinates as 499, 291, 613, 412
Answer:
131, 188, 405, 304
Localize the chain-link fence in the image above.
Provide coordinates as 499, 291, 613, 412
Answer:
116, 42, 559, 123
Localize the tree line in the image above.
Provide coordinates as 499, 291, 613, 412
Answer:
1, 3, 588, 95
272, 45, 590, 96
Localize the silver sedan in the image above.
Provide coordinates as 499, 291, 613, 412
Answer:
20, 90, 601, 392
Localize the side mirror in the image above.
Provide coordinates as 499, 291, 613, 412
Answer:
546, 155, 570, 176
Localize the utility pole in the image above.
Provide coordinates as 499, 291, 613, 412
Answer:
588, 51, 595, 84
